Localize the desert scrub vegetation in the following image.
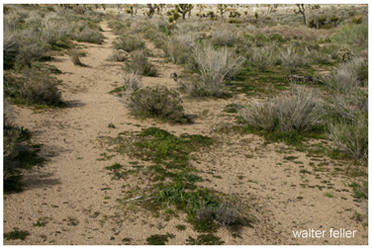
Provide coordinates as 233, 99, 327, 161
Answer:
112, 34, 144, 52
3, 100, 45, 193
128, 86, 186, 123
4, 65, 64, 107
124, 50, 157, 76
239, 85, 325, 146
107, 127, 249, 234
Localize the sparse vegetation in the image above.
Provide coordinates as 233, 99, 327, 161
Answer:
3, 3, 368, 246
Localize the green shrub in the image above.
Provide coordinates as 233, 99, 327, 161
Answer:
351, 15, 363, 25
125, 50, 157, 76
128, 86, 185, 123
112, 34, 144, 52
331, 24, 368, 48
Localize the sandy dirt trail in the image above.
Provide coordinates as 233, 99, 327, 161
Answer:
3, 20, 368, 245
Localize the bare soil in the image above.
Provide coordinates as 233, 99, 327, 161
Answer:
3, 21, 368, 245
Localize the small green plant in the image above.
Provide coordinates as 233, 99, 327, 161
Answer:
146, 233, 175, 245
108, 123, 116, 128
325, 192, 334, 198
105, 163, 122, 171
186, 234, 225, 245
175, 224, 186, 231
349, 182, 368, 199
4, 230, 30, 240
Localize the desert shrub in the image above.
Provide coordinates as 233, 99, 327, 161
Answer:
112, 34, 144, 52
211, 28, 237, 47
162, 30, 198, 65
240, 85, 324, 132
193, 44, 244, 80
4, 66, 63, 106
69, 49, 84, 66
73, 25, 104, 44
279, 46, 305, 74
328, 89, 367, 125
239, 99, 278, 132
248, 46, 274, 72
177, 73, 225, 98
351, 15, 363, 25
128, 86, 185, 123
106, 49, 128, 62
227, 18, 242, 24
194, 202, 241, 231
107, 19, 128, 35
3, 26, 20, 69
41, 18, 71, 45
122, 72, 143, 92
3, 100, 21, 180
337, 46, 353, 63
331, 24, 368, 48
325, 57, 367, 92
328, 113, 368, 159
125, 50, 158, 76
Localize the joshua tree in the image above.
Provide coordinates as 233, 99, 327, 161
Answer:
294, 4, 306, 25
217, 4, 228, 19
147, 4, 155, 18
176, 4, 193, 20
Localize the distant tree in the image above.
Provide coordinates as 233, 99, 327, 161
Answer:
217, 4, 228, 19
147, 4, 155, 18
176, 4, 193, 20
294, 4, 306, 25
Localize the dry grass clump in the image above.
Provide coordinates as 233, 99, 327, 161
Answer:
177, 73, 225, 98
211, 28, 237, 47
41, 17, 71, 45
128, 86, 185, 123
106, 49, 128, 62
328, 114, 368, 159
69, 49, 85, 66
194, 202, 241, 227
324, 57, 368, 92
112, 34, 144, 52
279, 45, 306, 74
248, 45, 274, 72
240, 85, 324, 132
3, 26, 20, 69
122, 72, 143, 92
125, 50, 158, 76
194, 44, 244, 80
162, 30, 198, 65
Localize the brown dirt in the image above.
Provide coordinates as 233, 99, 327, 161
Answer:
3, 20, 368, 245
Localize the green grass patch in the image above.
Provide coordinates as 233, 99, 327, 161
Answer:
146, 233, 175, 245
4, 230, 30, 240
186, 234, 225, 245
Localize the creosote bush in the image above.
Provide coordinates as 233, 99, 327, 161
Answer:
128, 86, 185, 123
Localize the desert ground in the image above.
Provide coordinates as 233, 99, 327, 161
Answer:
3, 4, 368, 245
